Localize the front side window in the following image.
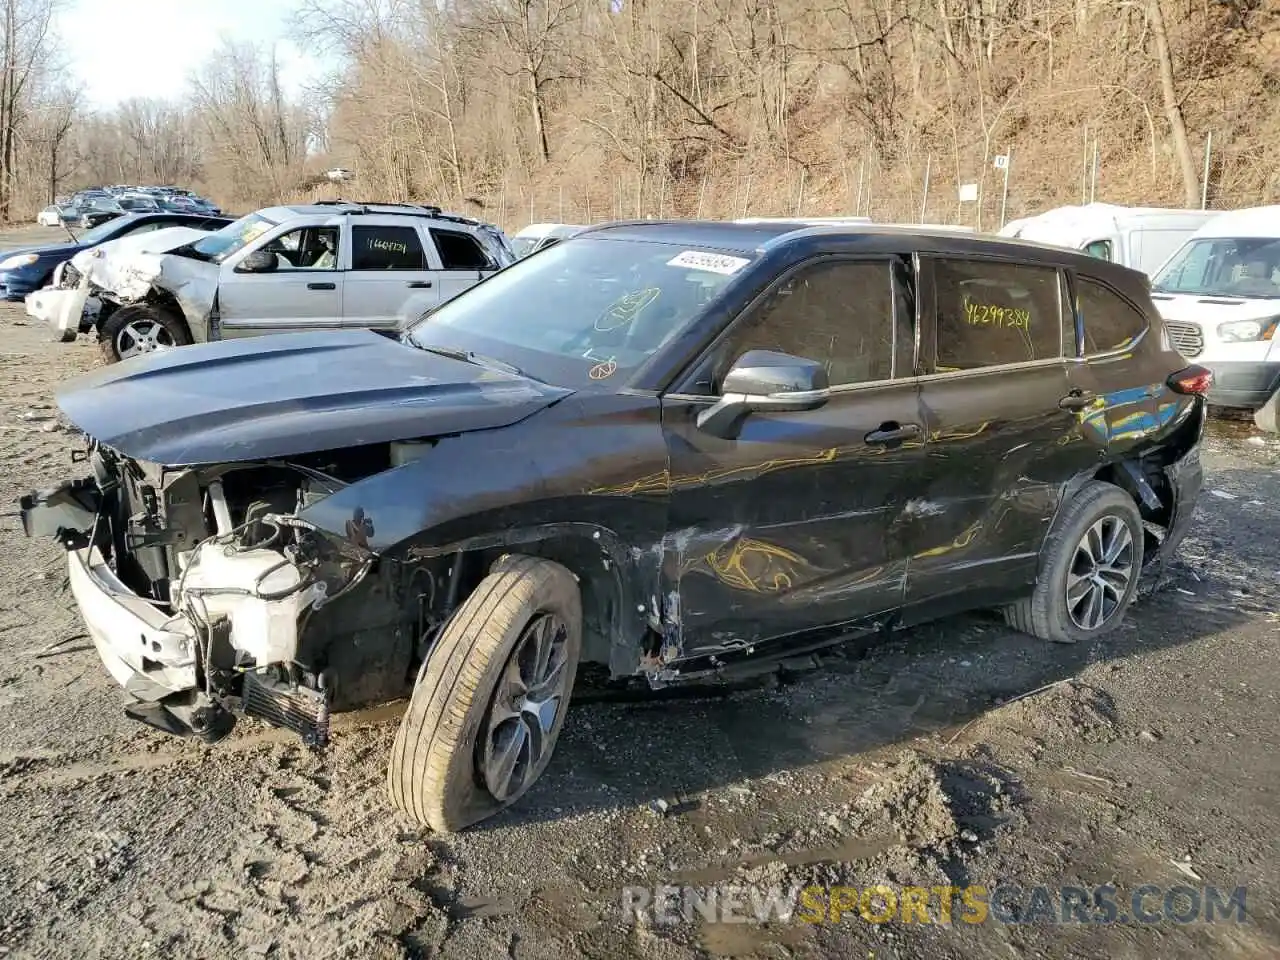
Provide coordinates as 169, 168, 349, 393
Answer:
1153, 237, 1280, 299
407, 237, 749, 388
352, 225, 426, 270
260, 226, 339, 270
1077, 278, 1148, 355
1083, 239, 1113, 261
705, 260, 899, 391
931, 259, 1065, 371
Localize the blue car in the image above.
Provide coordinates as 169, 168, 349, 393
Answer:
0, 211, 233, 301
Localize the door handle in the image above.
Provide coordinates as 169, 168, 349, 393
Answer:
865, 422, 923, 445
1058, 389, 1097, 410
306, 282, 336, 291
407, 281, 433, 289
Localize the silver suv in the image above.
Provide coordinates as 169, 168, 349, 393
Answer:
35, 201, 515, 362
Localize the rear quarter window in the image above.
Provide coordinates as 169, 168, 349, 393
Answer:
1075, 278, 1148, 355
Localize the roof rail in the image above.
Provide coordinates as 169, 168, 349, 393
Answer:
313, 199, 445, 217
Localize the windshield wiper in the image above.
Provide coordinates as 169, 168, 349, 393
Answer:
415, 344, 536, 380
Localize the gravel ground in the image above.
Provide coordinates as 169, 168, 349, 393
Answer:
0, 227, 1278, 958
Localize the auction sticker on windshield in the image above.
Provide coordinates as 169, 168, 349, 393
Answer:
666, 250, 751, 275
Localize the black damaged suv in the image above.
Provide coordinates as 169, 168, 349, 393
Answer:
21, 221, 1207, 832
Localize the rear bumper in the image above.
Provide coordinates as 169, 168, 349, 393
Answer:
1140, 406, 1205, 590
66, 546, 198, 701
1203, 360, 1280, 409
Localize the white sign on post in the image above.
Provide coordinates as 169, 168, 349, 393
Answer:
958, 183, 978, 203
993, 154, 1010, 170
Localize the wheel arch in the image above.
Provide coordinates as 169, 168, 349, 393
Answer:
1055, 401, 1205, 572
142, 288, 196, 341
406, 523, 661, 678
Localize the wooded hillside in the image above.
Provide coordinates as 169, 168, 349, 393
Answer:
6, 0, 1279, 228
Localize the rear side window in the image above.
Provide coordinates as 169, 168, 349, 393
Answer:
352, 225, 427, 270
931, 259, 1065, 371
430, 228, 493, 270
1076, 278, 1148, 355
1083, 239, 1112, 261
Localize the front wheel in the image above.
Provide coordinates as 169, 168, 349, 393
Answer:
1005, 481, 1144, 644
97, 303, 191, 363
388, 555, 582, 833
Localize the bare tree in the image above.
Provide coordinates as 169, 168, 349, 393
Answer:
0, 0, 56, 218
1146, 0, 1199, 207
29, 84, 79, 200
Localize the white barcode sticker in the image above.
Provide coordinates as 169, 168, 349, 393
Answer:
666, 250, 750, 275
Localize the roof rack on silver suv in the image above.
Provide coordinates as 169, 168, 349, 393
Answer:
313, 199, 445, 217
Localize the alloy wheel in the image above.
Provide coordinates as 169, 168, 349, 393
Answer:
478, 612, 571, 802
1065, 515, 1134, 630
115, 319, 174, 359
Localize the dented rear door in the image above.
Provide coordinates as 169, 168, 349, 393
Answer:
903, 256, 1096, 615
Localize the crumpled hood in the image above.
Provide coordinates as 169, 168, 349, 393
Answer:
69, 226, 213, 295
70, 226, 220, 327
55, 329, 571, 466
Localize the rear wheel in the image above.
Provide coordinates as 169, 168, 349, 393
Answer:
1005, 481, 1144, 644
98, 303, 191, 363
387, 555, 582, 832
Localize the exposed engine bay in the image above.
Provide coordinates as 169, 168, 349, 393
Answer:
23, 439, 449, 745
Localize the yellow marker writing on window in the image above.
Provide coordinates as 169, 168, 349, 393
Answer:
963, 298, 1030, 330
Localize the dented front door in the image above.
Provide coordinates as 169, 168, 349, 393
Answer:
215, 224, 345, 338
658, 255, 926, 657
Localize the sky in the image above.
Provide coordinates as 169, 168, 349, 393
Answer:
58, 0, 334, 110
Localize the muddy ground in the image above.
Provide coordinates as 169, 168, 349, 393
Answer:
0, 223, 1278, 959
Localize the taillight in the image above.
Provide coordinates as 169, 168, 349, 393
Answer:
1167, 364, 1213, 395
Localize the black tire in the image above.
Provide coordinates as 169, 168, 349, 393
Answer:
1005, 481, 1144, 644
97, 303, 191, 363
388, 555, 582, 832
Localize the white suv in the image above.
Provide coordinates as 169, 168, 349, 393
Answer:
32, 201, 515, 362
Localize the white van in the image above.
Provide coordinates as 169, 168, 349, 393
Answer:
1148, 205, 1280, 417
510, 222, 585, 258
998, 203, 1216, 276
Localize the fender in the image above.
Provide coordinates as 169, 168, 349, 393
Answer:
295, 393, 673, 673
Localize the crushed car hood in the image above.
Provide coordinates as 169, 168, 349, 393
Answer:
70, 226, 217, 320
54, 330, 572, 466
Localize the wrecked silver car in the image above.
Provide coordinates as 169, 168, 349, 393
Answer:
20, 221, 1207, 833
33, 201, 514, 363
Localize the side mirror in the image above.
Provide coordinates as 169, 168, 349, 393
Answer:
696, 349, 830, 439
237, 249, 277, 273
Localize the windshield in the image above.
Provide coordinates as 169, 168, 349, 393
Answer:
406, 236, 751, 388
189, 212, 279, 263
1153, 237, 1280, 299
77, 216, 146, 246
510, 235, 542, 258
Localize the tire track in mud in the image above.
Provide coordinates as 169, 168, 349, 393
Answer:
0, 702, 411, 793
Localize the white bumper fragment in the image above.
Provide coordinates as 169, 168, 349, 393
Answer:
25, 274, 90, 341
68, 546, 198, 701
